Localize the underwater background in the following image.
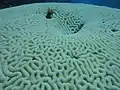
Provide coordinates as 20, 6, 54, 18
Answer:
0, 0, 120, 89
0, 0, 120, 9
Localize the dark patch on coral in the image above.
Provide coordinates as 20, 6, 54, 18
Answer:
45, 7, 85, 35
77, 23, 84, 31
72, 55, 79, 59
92, 52, 98, 55
46, 8, 55, 19
111, 28, 119, 32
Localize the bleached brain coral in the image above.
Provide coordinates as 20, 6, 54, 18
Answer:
0, 3, 120, 90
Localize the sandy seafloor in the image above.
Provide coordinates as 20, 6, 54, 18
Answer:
0, 3, 120, 90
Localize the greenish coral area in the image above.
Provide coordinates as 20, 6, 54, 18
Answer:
0, 3, 120, 90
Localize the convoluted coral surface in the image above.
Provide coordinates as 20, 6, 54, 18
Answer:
0, 3, 120, 90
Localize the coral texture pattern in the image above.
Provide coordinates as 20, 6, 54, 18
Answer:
0, 3, 120, 90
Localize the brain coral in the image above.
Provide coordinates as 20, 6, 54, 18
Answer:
0, 3, 120, 90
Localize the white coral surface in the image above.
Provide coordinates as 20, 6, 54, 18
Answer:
0, 3, 120, 90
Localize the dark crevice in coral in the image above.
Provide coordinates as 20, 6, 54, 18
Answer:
76, 23, 84, 33
70, 23, 85, 34
111, 29, 119, 32
72, 56, 79, 59
78, 23, 84, 30
92, 52, 98, 55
